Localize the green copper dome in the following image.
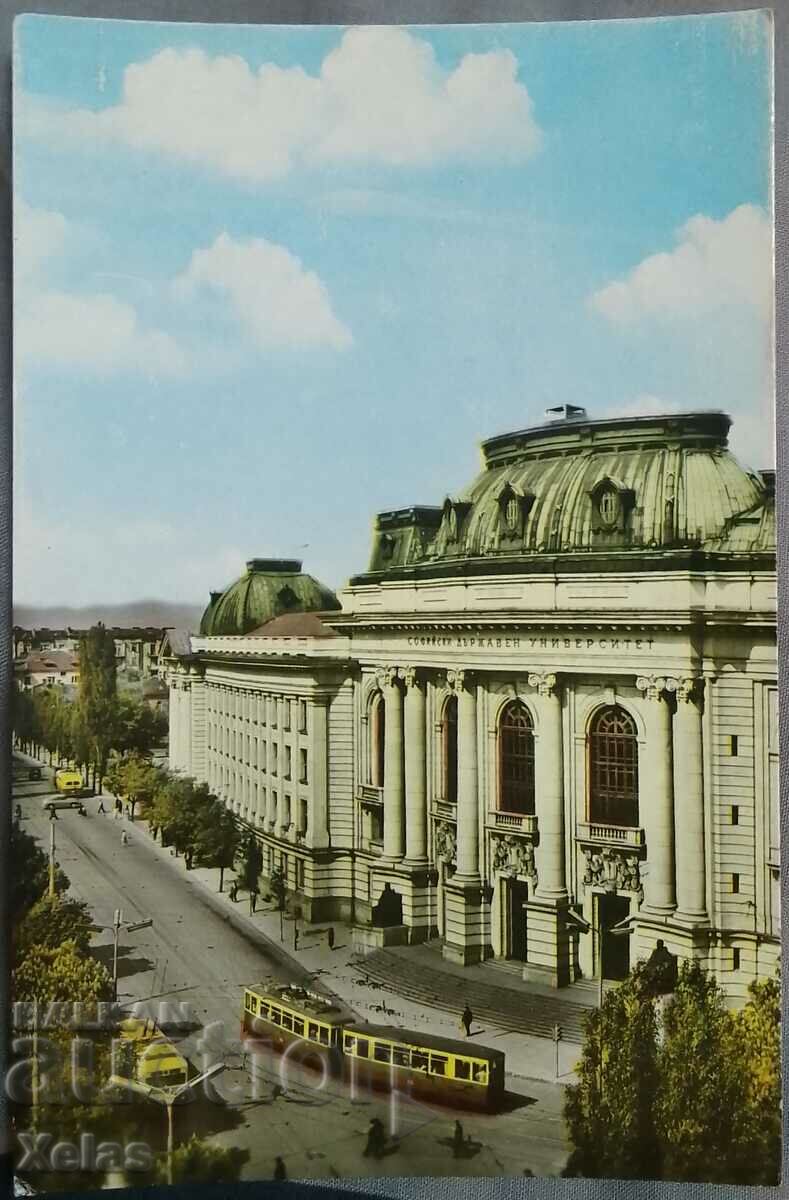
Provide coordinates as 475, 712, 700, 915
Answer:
364, 410, 773, 575
200, 559, 340, 636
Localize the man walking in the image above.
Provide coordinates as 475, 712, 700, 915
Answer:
97, 798, 106, 814
461, 1002, 473, 1038
327, 926, 335, 951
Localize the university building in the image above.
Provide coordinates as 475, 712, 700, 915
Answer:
162, 407, 779, 1001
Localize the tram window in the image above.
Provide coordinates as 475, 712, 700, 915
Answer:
244, 994, 255, 1013
309, 1022, 321, 1042
412, 1052, 428, 1072
282, 1012, 293, 1031
258, 1001, 270, 1019
293, 1018, 304, 1036
472, 1064, 488, 1084
430, 1054, 447, 1076
392, 1048, 410, 1067
319, 1026, 331, 1046
355, 1038, 369, 1058
269, 1008, 282, 1026
454, 1060, 471, 1080
374, 1043, 392, 1064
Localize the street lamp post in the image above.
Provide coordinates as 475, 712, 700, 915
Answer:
89, 910, 153, 1000
48, 812, 57, 898
108, 1063, 225, 1185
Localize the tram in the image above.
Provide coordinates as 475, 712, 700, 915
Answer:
241, 982, 505, 1112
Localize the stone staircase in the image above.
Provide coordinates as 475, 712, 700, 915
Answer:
351, 946, 594, 1043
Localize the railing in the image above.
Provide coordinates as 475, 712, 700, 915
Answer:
577, 821, 645, 847
433, 800, 457, 820
489, 811, 538, 834
358, 784, 384, 806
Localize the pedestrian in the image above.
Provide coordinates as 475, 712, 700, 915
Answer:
273, 1156, 287, 1180
97, 798, 106, 814
121, 830, 129, 847
271, 1083, 284, 1101
452, 1120, 466, 1157
15, 803, 22, 821
461, 1002, 473, 1038
229, 880, 239, 902
293, 926, 299, 951
250, 889, 258, 914
363, 1117, 385, 1158
327, 926, 335, 951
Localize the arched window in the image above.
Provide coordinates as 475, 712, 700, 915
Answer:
498, 701, 535, 814
588, 705, 639, 827
442, 695, 458, 804
369, 692, 385, 787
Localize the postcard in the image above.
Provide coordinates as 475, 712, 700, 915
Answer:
10, 10, 778, 1190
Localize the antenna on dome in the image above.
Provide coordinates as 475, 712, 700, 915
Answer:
545, 404, 587, 422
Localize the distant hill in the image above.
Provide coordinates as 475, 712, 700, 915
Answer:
13, 600, 203, 632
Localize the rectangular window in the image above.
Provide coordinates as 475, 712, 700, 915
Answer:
271, 698, 278, 728
293, 1018, 304, 1036
281, 1012, 293, 1032
732, 873, 740, 894
429, 1054, 447, 1076
295, 859, 305, 890
299, 748, 308, 784
354, 1037, 369, 1058
454, 1059, 471, 1080
392, 1047, 410, 1067
284, 746, 292, 780
269, 1007, 282, 1026
412, 1052, 428, 1072
299, 700, 308, 733
731, 805, 739, 826
472, 1063, 488, 1084
272, 744, 278, 776
284, 795, 292, 828
299, 798, 308, 836
729, 734, 739, 756
373, 1043, 392, 1064
261, 742, 267, 772
733, 948, 741, 971
283, 701, 291, 731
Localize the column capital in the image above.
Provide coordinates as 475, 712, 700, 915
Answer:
675, 676, 704, 704
446, 668, 474, 692
635, 674, 676, 701
400, 665, 424, 690
527, 671, 559, 698
375, 666, 400, 689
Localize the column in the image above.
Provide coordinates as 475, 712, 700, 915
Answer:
403, 668, 428, 865
529, 672, 567, 901
380, 668, 405, 860
453, 670, 480, 883
309, 696, 330, 850
673, 677, 708, 922
636, 675, 676, 915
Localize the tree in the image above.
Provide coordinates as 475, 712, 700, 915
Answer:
13, 940, 113, 1004
10, 819, 69, 924
238, 835, 263, 893
155, 1134, 247, 1185
15, 894, 93, 964
724, 976, 781, 1184
564, 964, 660, 1179
79, 623, 119, 792
114, 696, 168, 758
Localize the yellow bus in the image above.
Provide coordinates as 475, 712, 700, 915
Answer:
54, 769, 85, 796
117, 1016, 189, 1089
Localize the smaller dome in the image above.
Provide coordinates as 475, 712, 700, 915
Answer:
200, 558, 340, 636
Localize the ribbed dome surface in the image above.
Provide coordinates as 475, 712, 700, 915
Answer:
367, 411, 773, 573
200, 559, 340, 636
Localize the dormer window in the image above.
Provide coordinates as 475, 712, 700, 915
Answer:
496, 485, 534, 538
447, 507, 458, 540
505, 496, 520, 530
442, 498, 470, 544
598, 486, 620, 526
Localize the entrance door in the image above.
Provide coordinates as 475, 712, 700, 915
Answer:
598, 893, 630, 980
506, 879, 529, 962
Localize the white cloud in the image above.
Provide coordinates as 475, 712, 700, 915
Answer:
174, 232, 352, 351
15, 289, 187, 377
14, 198, 69, 284
25, 28, 542, 182
589, 204, 772, 323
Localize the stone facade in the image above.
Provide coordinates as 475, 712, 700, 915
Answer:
163, 409, 778, 1003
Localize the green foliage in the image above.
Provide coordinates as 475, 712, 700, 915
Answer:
565, 958, 782, 1185
155, 1134, 247, 1185
10, 819, 69, 924
13, 940, 114, 1004
79, 624, 119, 785
15, 894, 93, 964
113, 695, 168, 757
238, 835, 263, 892
565, 964, 660, 1179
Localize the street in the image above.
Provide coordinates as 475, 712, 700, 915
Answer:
12, 757, 570, 1180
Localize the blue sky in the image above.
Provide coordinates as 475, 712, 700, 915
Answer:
13, 12, 773, 607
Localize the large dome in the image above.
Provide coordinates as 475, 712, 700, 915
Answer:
364, 409, 774, 576
200, 559, 340, 636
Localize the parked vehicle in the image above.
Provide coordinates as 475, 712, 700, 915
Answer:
28, 766, 42, 781
54, 768, 85, 796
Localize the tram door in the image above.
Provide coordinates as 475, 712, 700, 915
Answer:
598, 893, 630, 980
506, 879, 530, 962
